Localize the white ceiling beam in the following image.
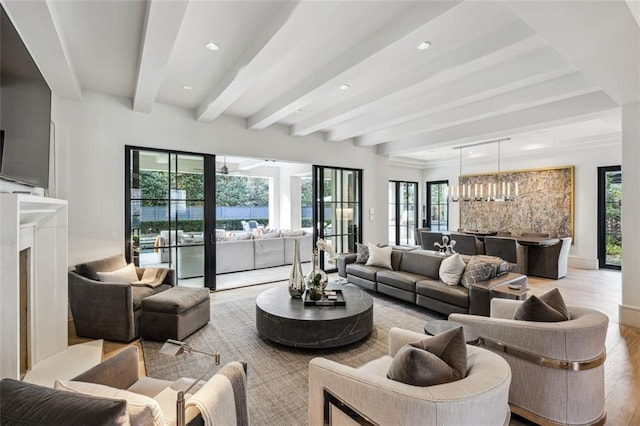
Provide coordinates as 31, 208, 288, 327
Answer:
379, 91, 619, 156
326, 47, 571, 142
1, 0, 82, 100
133, 0, 189, 113
505, 1, 640, 105
357, 72, 597, 146
292, 20, 537, 139
196, 1, 302, 122
247, 1, 462, 130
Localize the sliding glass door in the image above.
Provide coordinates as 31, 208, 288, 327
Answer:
125, 147, 217, 289
597, 166, 622, 270
312, 166, 362, 271
389, 181, 418, 245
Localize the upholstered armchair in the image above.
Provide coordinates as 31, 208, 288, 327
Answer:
450, 233, 485, 255
308, 327, 511, 426
527, 237, 572, 279
413, 227, 430, 246
483, 236, 528, 274
420, 231, 443, 250
450, 298, 608, 425
68, 254, 175, 342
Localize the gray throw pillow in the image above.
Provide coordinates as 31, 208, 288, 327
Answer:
514, 288, 570, 322
460, 257, 494, 288
474, 255, 509, 277
387, 326, 467, 386
355, 242, 369, 263
0, 378, 129, 426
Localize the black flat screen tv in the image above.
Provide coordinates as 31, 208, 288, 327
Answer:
0, 4, 52, 189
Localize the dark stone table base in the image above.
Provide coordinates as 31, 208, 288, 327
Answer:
256, 284, 373, 349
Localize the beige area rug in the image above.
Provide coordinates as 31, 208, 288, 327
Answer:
142, 284, 443, 425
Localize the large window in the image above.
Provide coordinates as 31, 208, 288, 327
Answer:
388, 181, 418, 245
126, 147, 216, 289
313, 166, 362, 271
598, 166, 621, 270
426, 180, 449, 231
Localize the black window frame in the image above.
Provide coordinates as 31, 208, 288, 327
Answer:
426, 180, 449, 231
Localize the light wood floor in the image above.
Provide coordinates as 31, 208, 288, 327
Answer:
69, 267, 639, 425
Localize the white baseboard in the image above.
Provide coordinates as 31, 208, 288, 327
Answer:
619, 304, 640, 329
568, 256, 598, 270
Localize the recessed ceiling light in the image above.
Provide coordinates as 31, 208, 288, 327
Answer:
205, 42, 219, 51
183, 84, 193, 90
417, 41, 431, 50
339, 84, 350, 90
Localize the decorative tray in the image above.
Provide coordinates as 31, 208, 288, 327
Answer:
304, 289, 346, 306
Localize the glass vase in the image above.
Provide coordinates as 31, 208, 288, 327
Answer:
288, 239, 305, 298
305, 249, 328, 292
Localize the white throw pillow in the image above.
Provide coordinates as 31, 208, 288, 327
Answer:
439, 253, 467, 286
366, 243, 393, 269
96, 263, 139, 283
54, 380, 165, 426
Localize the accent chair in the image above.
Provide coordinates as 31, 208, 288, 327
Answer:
420, 231, 443, 251
484, 236, 528, 274
527, 237, 572, 279
450, 298, 608, 426
308, 327, 512, 426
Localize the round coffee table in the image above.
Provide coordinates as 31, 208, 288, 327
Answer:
255, 284, 373, 348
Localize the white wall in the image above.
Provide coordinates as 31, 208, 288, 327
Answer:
55, 91, 389, 265
422, 144, 622, 268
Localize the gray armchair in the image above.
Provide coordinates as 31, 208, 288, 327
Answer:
309, 327, 511, 425
420, 231, 443, 250
527, 237, 572, 279
68, 254, 175, 342
450, 298, 608, 425
484, 236, 528, 274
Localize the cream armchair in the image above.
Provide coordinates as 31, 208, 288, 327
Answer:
450, 299, 608, 425
308, 327, 511, 426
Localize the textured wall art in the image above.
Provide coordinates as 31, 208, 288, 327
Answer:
459, 166, 573, 238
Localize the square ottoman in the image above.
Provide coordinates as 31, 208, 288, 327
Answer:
141, 287, 210, 341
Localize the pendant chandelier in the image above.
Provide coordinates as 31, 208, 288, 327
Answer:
446, 138, 519, 203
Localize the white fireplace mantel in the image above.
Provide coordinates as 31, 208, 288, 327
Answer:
0, 194, 68, 379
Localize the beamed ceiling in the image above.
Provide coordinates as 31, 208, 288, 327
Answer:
3, 0, 638, 167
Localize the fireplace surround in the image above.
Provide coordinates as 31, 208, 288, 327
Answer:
0, 194, 68, 379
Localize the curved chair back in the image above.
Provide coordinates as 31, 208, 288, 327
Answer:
527, 237, 572, 279
450, 233, 484, 255
420, 232, 443, 250
414, 227, 430, 246
451, 301, 607, 426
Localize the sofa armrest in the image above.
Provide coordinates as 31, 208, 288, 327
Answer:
71, 347, 140, 389
337, 254, 357, 278
468, 273, 527, 316
68, 271, 136, 342
490, 298, 522, 319
388, 327, 426, 357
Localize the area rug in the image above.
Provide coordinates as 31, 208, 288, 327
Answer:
142, 286, 443, 426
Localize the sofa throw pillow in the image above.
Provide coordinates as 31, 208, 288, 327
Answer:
131, 267, 168, 288
1, 378, 129, 426
514, 288, 570, 322
387, 326, 467, 386
355, 242, 369, 263
97, 263, 139, 284
366, 243, 392, 269
460, 256, 494, 288
474, 255, 510, 277
439, 253, 467, 286
55, 380, 164, 426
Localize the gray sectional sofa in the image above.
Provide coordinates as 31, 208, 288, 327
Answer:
216, 232, 312, 274
338, 248, 527, 316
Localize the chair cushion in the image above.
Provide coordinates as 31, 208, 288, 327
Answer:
366, 244, 392, 269
439, 253, 467, 285
76, 254, 127, 281
1, 378, 129, 426
132, 284, 172, 310
55, 379, 164, 426
386, 326, 467, 386
416, 279, 469, 308
97, 263, 139, 284
514, 288, 570, 322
